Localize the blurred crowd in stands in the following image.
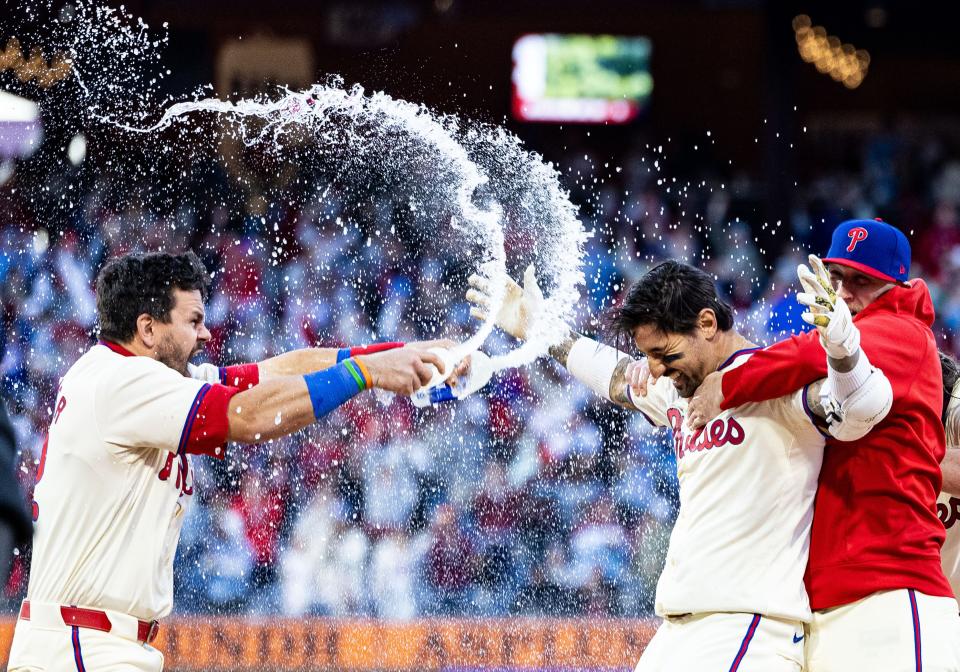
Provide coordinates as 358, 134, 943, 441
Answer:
2, 127, 960, 618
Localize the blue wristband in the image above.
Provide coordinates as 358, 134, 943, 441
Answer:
303, 363, 365, 420
336, 348, 351, 363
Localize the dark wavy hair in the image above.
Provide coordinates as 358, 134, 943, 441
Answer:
609, 260, 734, 341
95, 251, 211, 343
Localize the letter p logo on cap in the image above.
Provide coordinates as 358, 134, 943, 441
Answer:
823, 219, 911, 285
846, 227, 869, 252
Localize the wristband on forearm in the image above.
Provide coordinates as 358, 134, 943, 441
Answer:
827, 350, 873, 401
336, 341, 404, 362
304, 359, 371, 420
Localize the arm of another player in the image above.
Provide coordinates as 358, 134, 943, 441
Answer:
688, 256, 890, 431
466, 269, 669, 424
226, 347, 446, 444
217, 339, 465, 386
795, 256, 893, 440
256, 340, 455, 379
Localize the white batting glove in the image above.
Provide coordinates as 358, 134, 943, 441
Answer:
797, 254, 860, 359
466, 264, 544, 341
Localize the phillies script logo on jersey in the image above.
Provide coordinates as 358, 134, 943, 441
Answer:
846, 227, 869, 252
667, 408, 745, 460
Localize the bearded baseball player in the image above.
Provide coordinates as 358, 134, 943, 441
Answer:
467, 259, 893, 671
7, 251, 454, 672
687, 219, 960, 671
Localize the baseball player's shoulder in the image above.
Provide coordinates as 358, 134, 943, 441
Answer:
716, 346, 764, 373
722, 349, 814, 424
92, 345, 190, 391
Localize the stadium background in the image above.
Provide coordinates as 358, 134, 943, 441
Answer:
2, 0, 960, 669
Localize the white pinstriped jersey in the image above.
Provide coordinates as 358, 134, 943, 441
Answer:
628, 350, 825, 621
26, 344, 231, 622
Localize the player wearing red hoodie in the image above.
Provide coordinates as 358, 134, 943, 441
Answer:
688, 219, 960, 671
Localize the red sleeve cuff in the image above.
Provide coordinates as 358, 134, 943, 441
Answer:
219, 363, 259, 390
350, 342, 404, 356
181, 384, 238, 459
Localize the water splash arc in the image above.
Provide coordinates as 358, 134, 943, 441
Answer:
110, 83, 585, 369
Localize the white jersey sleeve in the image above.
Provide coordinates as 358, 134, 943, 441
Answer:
96, 356, 214, 453
564, 336, 674, 427
771, 383, 828, 437
187, 362, 222, 384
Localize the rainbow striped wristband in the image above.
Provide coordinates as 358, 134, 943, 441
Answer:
303, 360, 370, 421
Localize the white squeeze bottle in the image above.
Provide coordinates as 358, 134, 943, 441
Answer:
411, 350, 495, 408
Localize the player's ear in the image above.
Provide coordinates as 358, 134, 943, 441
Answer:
698, 308, 718, 339
135, 313, 156, 348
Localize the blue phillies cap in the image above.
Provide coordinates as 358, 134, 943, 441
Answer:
821, 218, 911, 286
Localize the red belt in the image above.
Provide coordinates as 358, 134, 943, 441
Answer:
20, 600, 160, 644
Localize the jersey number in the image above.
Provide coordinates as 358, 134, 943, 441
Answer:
938, 497, 960, 530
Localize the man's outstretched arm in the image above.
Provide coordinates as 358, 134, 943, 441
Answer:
227, 347, 447, 443
549, 329, 642, 409
201, 340, 463, 389
468, 275, 665, 421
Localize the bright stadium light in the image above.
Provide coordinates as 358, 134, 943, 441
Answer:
0, 89, 42, 158
68, 133, 86, 165
793, 15, 870, 89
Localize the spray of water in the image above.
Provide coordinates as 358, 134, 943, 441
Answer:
7, 0, 586, 376
107, 82, 586, 369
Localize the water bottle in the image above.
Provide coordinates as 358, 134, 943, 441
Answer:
411, 351, 495, 408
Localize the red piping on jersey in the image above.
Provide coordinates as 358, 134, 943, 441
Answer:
182, 384, 237, 458
177, 384, 211, 456
98, 340, 136, 357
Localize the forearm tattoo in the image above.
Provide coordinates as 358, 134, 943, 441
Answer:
548, 330, 582, 367
805, 380, 824, 418
609, 356, 635, 408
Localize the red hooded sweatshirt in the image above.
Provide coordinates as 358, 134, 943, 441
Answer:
720, 279, 951, 610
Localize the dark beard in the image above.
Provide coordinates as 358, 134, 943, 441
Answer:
156, 337, 191, 376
